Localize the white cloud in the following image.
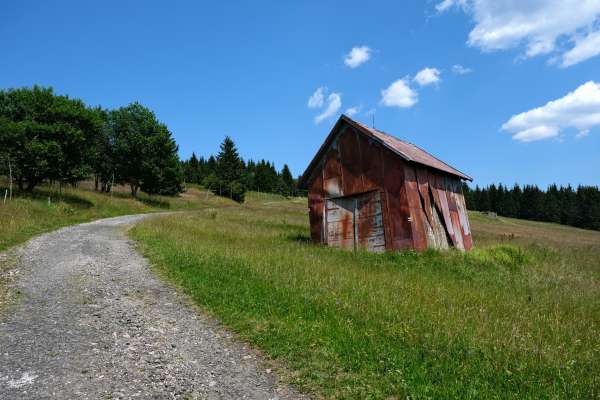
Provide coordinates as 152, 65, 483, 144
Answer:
413, 67, 441, 86
451, 64, 472, 74
345, 106, 361, 117
561, 31, 600, 68
315, 92, 342, 124
437, 0, 600, 67
436, 0, 467, 12
502, 81, 600, 142
344, 46, 372, 68
381, 78, 418, 108
307, 87, 325, 108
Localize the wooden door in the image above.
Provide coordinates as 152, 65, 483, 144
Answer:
326, 196, 355, 249
326, 191, 385, 252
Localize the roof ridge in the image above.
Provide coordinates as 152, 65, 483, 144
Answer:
342, 114, 472, 181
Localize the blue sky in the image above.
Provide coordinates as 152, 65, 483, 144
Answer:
1, 1, 599, 187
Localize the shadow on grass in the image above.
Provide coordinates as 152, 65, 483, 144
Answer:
1, 187, 95, 209
285, 232, 312, 245
137, 194, 170, 209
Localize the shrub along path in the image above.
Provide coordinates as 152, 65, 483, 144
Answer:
0, 214, 302, 399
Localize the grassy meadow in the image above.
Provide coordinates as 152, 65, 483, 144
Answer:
130, 192, 600, 399
0, 180, 234, 252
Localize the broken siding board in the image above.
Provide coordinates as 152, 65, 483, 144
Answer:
416, 167, 434, 226
403, 165, 428, 251
444, 177, 465, 250
433, 173, 458, 247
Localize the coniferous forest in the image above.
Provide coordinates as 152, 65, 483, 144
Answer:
463, 183, 600, 231
181, 138, 299, 203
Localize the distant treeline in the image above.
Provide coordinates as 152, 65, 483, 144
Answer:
0, 86, 183, 197
463, 183, 600, 231
181, 137, 298, 203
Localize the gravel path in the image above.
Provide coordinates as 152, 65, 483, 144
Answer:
0, 214, 304, 399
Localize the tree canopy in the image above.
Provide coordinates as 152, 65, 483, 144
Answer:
0, 86, 103, 191
0, 86, 183, 197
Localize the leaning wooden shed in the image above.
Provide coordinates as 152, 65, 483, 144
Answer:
297, 115, 473, 252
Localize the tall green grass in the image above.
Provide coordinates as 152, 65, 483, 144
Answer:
0, 183, 231, 252
131, 201, 600, 399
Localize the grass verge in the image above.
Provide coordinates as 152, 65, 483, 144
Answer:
131, 198, 600, 399
0, 182, 233, 252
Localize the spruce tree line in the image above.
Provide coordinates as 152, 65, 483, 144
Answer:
463, 183, 600, 231
0, 86, 183, 197
181, 136, 298, 203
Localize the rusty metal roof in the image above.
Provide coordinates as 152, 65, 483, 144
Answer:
299, 114, 472, 189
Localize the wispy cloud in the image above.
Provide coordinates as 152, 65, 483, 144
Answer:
344, 46, 372, 68
315, 92, 342, 124
307, 87, 325, 108
451, 64, 472, 75
501, 81, 600, 142
345, 105, 361, 117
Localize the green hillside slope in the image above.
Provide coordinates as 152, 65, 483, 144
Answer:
130, 192, 600, 399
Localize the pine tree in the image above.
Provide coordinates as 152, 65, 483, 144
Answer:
543, 184, 561, 223
214, 136, 245, 202
280, 164, 295, 197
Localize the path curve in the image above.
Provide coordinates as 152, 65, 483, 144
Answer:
0, 214, 303, 399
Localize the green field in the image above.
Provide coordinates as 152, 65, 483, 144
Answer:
0, 181, 230, 252
130, 192, 600, 399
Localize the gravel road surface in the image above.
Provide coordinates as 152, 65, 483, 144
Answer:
0, 214, 303, 399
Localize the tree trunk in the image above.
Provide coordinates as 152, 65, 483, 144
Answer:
94, 175, 99, 191
8, 157, 13, 200
130, 184, 138, 198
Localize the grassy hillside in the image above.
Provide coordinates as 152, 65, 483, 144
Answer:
131, 193, 600, 399
0, 181, 231, 252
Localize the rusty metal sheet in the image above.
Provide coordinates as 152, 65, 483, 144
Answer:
308, 174, 324, 244
403, 165, 427, 251
382, 152, 412, 250
360, 135, 384, 191
298, 115, 472, 192
443, 177, 464, 250
302, 114, 474, 253
449, 178, 473, 250
416, 167, 433, 226
339, 129, 365, 195
433, 173, 458, 247
348, 117, 472, 181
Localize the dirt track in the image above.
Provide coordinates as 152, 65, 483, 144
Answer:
0, 214, 302, 399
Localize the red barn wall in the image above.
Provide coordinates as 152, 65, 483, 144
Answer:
306, 126, 473, 252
